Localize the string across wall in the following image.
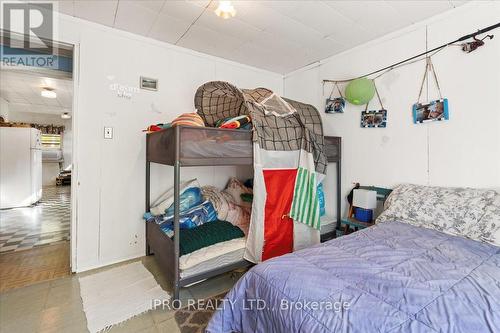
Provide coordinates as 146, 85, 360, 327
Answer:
322, 22, 500, 86
322, 22, 499, 128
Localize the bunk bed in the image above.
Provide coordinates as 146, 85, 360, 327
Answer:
145, 125, 341, 300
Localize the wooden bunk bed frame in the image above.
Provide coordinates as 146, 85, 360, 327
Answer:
145, 125, 341, 300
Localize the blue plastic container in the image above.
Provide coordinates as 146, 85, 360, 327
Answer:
354, 207, 373, 222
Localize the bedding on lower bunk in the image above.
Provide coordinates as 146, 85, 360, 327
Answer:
181, 248, 246, 278
145, 177, 252, 276
165, 220, 244, 256
179, 238, 246, 278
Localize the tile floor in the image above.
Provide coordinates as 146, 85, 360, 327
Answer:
0, 255, 243, 333
0, 186, 71, 253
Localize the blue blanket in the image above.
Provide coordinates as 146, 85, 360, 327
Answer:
207, 222, 500, 332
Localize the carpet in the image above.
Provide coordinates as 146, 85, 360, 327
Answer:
79, 261, 169, 333
175, 293, 226, 333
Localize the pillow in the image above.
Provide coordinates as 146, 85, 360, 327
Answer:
171, 112, 205, 127
475, 195, 500, 245
223, 177, 252, 207
377, 184, 500, 246
202, 185, 250, 235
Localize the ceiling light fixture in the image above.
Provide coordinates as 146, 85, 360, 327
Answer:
41, 88, 57, 99
215, 1, 236, 19
61, 112, 71, 119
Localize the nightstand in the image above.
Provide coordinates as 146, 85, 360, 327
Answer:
336, 186, 392, 237
338, 217, 374, 236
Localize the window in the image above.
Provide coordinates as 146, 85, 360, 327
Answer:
41, 134, 62, 149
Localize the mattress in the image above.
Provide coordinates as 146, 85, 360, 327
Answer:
179, 238, 246, 278
180, 248, 246, 278
207, 221, 500, 333
319, 215, 336, 235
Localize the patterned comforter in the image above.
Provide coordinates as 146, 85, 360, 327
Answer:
206, 221, 500, 333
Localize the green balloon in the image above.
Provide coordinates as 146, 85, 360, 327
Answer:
345, 78, 375, 105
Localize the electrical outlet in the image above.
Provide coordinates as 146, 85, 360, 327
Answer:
104, 127, 113, 139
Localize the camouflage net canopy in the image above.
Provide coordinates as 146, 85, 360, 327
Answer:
194, 81, 327, 174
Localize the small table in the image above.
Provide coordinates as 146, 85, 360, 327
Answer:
337, 217, 374, 236
336, 186, 392, 237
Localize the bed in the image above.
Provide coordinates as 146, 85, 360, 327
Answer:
146, 125, 343, 300
207, 184, 500, 333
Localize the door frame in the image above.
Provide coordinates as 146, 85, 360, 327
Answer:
0, 30, 80, 271
70, 43, 80, 272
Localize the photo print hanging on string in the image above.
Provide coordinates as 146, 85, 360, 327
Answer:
360, 82, 387, 128
325, 82, 346, 113
412, 57, 449, 124
413, 99, 449, 123
361, 110, 387, 128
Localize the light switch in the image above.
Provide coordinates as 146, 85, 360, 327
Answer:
104, 127, 113, 139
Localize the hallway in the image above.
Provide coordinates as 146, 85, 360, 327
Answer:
0, 186, 71, 292
0, 186, 70, 253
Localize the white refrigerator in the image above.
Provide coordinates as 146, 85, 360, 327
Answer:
0, 127, 42, 209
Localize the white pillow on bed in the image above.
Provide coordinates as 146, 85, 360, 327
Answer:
476, 194, 500, 246
376, 184, 500, 246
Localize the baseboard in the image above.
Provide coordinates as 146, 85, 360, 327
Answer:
75, 252, 145, 273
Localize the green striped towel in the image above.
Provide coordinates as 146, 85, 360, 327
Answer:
290, 167, 321, 230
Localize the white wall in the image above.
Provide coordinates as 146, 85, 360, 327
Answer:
7, 111, 67, 125
10, 2, 495, 272
11, 14, 282, 271
42, 163, 59, 186
284, 2, 500, 219
0, 97, 9, 121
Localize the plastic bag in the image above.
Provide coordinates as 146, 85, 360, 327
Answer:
165, 187, 203, 216
154, 201, 218, 237
150, 179, 200, 216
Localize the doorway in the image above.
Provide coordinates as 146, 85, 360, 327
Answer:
0, 36, 74, 291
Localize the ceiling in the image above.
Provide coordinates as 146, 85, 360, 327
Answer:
56, 0, 465, 73
0, 69, 73, 115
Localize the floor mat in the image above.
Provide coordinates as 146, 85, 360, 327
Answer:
79, 261, 170, 333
